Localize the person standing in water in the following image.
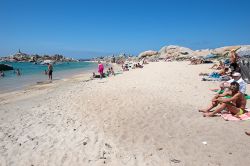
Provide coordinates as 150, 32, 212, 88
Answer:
48, 63, 53, 80
16, 69, 21, 76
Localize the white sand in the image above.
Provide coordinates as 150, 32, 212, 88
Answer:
0, 61, 250, 166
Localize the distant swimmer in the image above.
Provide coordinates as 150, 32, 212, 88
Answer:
16, 69, 21, 76
48, 63, 53, 80
0, 71, 5, 77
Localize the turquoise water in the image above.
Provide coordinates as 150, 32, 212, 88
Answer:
0, 61, 97, 92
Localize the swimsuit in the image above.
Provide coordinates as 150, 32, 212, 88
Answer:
238, 108, 244, 115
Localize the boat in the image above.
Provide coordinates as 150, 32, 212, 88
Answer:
40, 60, 55, 65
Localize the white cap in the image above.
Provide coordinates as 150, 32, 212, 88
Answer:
232, 72, 241, 77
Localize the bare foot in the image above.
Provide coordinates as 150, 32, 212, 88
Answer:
203, 112, 214, 117
245, 132, 250, 136
198, 109, 207, 113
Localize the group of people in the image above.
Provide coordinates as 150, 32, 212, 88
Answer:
92, 61, 145, 79
198, 49, 250, 136
132, 63, 143, 69
92, 61, 115, 79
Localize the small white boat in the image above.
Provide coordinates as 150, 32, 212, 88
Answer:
40, 60, 55, 65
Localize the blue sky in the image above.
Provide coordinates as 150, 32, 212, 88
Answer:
1, 0, 250, 58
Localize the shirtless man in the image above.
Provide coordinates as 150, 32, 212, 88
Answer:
199, 82, 246, 117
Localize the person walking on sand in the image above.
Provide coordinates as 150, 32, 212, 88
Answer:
98, 61, 104, 79
48, 63, 53, 80
199, 82, 246, 117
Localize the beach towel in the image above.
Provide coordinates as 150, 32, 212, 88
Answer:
202, 75, 230, 82
221, 112, 250, 121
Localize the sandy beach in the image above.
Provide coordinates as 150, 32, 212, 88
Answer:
0, 61, 250, 166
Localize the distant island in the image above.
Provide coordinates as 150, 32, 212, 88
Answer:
0, 49, 78, 63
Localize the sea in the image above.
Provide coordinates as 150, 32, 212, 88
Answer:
0, 61, 97, 93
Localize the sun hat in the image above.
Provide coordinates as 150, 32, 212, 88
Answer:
232, 72, 241, 77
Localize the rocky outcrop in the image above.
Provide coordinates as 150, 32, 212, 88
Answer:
138, 50, 158, 58
158, 45, 194, 59
0, 64, 14, 71
211, 46, 241, 56
236, 45, 250, 57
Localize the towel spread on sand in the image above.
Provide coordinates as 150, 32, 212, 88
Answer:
221, 112, 250, 121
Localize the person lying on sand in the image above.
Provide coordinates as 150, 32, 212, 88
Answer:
92, 72, 104, 78
199, 67, 229, 77
245, 132, 250, 136
199, 82, 246, 117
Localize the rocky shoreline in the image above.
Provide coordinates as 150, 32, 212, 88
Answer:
0, 49, 78, 64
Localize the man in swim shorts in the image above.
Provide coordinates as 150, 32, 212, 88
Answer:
199, 82, 246, 117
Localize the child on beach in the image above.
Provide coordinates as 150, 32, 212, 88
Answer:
199, 82, 246, 117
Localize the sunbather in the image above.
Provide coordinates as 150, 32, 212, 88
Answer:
210, 60, 225, 70
199, 67, 229, 77
199, 82, 246, 117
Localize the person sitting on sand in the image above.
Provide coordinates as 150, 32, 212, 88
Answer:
92, 72, 101, 78
110, 67, 115, 76
199, 82, 246, 117
190, 58, 203, 65
106, 68, 111, 77
143, 59, 148, 64
122, 64, 129, 71
137, 63, 143, 68
210, 60, 225, 70
220, 72, 246, 94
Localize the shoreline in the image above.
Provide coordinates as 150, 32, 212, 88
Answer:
1, 61, 250, 165
0, 62, 120, 101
